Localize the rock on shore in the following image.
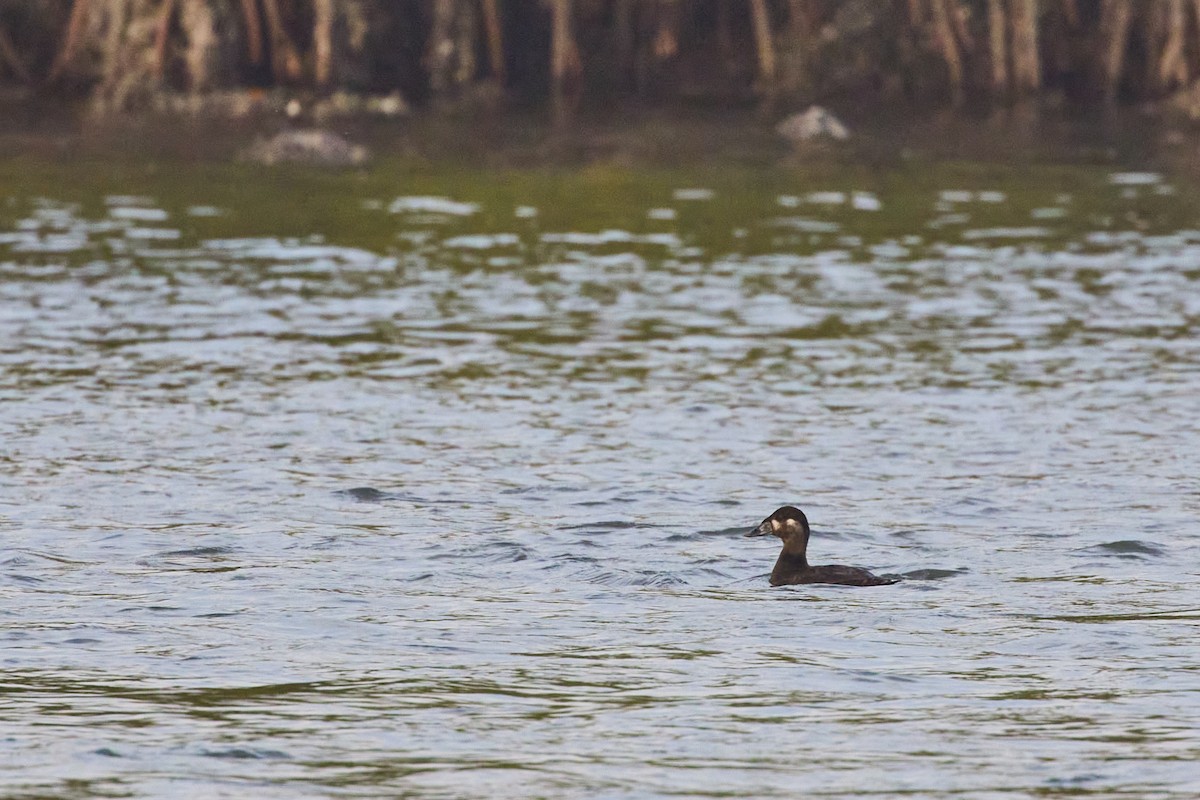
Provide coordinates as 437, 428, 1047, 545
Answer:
242, 130, 369, 167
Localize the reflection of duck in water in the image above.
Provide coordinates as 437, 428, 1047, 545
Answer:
746, 506, 899, 587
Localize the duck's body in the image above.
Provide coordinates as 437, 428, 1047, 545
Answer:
747, 506, 898, 587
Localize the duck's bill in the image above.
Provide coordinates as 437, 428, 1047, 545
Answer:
744, 519, 772, 537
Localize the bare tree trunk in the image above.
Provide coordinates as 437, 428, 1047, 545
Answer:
239, 0, 263, 64
1099, 0, 1131, 104
902, 0, 930, 90
0, 26, 31, 83
152, 0, 177, 79
482, 0, 505, 82
102, 0, 134, 90
614, 0, 635, 87
313, 0, 333, 88
1144, 2, 1164, 94
453, 1, 478, 86
1158, 0, 1188, 91
633, 0, 652, 94
1192, 0, 1200, 80
262, 0, 302, 83
428, 0, 455, 95
988, 0, 1009, 96
716, 0, 734, 60
87, 0, 178, 112
47, 0, 94, 83
748, 0, 776, 98
1060, 0, 1079, 28
180, 0, 231, 92
652, 0, 679, 61
1009, 0, 1040, 94
787, 0, 811, 38
779, 0, 812, 94
952, 1, 975, 52
550, 0, 579, 122
930, 0, 964, 105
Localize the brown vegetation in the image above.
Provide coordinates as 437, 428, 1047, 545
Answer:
1, 1, 1200, 116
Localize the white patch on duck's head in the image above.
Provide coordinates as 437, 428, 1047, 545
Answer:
748, 505, 811, 540
768, 506, 811, 539
780, 517, 803, 536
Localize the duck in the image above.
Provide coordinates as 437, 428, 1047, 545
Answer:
746, 505, 899, 587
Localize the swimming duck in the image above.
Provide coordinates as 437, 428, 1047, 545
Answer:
746, 505, 898, 587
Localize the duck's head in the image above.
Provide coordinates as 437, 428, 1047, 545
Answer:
745, 505, 811, 545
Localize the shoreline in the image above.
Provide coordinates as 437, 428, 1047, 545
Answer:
0, 95, 1193, 177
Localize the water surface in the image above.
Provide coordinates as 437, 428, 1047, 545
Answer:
2, 158, 1198, 798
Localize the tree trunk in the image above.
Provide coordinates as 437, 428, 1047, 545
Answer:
930, 0, 964, 106
550, 0, 579, 122
181, 0, 235, 92
261, 0, 302, 83
748, 0, 776, 97
47, 0, 95, 83
779, 0, 812, 95
614, 0, 635, 88
313, 0, 333, 88
1060, 0, 1079, 28
428, 0, 455, 95
1157, 0, 1188, 92
1009, 0, 1040, 94
988, 0, 1009, 96
952, 0, 975, 52
428, 0, 479, 101
906, 0, 926, 26
787, 0, 811, 38
716, 0, 734, 60
86, 0, 169, 112
238, 0, 263, 65
1099, 0, 1131, 104
0, 25, 31, 83
652, 0, 680, 61
152, 0, 177, 79
482, 0, 505, 82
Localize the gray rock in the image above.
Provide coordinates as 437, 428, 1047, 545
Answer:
776, 106, 850, 143
243, 129, 369, 167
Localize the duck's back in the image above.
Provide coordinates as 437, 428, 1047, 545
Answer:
772, 564, 898, 587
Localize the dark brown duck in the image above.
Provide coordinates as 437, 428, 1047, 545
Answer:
746, 505, 899, 587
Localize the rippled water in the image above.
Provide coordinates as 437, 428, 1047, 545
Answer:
2, 159, 1199, 798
